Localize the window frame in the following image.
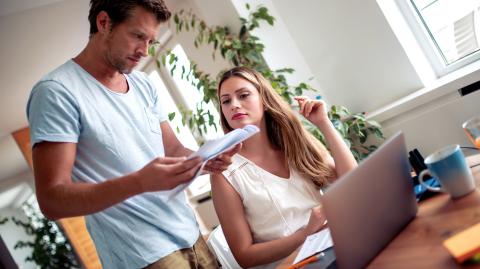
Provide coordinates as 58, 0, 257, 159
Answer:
394, 0, 480, 77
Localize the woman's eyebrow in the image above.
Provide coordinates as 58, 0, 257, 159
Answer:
220, 87, 248, 98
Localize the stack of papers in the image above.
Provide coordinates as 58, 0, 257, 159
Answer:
188, 124, 259, 161
166, 125, 259, 200
293, 228, 334, 264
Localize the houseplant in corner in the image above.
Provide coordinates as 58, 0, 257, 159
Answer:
0, 199, 80, 268
152, 4, 383, 160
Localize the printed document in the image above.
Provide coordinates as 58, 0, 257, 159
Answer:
293, 228, 334, 264
166, 125, 259, 200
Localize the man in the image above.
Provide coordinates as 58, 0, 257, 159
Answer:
26, 1, 237, 268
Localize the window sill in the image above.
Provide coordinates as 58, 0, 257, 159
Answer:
368, 59, 480, 123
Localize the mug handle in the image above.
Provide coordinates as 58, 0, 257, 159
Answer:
418, 170, 442, 192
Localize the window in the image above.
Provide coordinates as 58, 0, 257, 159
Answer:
166, 44, 223, 141
394, 0, 480, 76
148, 71, 199, 150
146, 43, 224, 198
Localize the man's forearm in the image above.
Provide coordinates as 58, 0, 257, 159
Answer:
37, 172, 143, 220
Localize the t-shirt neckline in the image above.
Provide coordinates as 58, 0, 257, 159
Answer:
69, 59, 132, 96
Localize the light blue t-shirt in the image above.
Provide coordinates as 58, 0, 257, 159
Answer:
27, 60, 199, 268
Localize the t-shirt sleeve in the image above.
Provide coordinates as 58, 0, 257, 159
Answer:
27, 80, 81, 147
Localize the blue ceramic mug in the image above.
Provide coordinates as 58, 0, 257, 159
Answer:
418, 145, 476, 199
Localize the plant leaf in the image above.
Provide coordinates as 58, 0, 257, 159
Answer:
168, 112, 176, 121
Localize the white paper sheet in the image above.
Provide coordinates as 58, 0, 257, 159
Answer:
293, 228, 334, 264
165, 125, 259, 200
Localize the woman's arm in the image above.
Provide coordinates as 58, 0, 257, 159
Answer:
295, 96, 358, 177
316, 116, 358, 177
211, 173, 326, 267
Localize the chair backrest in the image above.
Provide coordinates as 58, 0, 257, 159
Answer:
206, 226, 242, 269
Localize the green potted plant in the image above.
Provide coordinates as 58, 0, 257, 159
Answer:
0, 200, 80, 268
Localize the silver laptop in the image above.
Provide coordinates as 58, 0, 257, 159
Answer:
321, 132, 418, 269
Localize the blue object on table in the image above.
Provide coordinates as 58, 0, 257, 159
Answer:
316, 95, 322, 100
414, 177, 441, 201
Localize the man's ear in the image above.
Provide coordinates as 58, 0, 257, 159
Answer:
96, 11, 111, 34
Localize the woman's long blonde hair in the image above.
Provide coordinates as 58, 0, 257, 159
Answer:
217, 66, 336, 188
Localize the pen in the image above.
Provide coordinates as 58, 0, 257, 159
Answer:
292, 95, 323, 109
287, 252, 325, 269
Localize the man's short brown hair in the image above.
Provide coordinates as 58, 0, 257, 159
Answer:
88, 0, 171, 35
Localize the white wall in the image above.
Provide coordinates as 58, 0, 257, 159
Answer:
264, 0, 424, 113
0, 208, 36, 269
0, 0, 89, 137
163, 0, 235, 80
232, 0, 323, 97
382, 90, 480, 156
0, 136, 29, 187
0, 0, 89, 210
371, 58, 480, 154
0, 135, 32, 210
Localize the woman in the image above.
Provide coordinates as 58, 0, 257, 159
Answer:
211, 67, 357, 268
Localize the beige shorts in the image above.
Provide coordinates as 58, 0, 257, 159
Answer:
144, 236, 219, 269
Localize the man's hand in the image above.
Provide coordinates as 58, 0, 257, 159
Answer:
203, 143, 242, 175
136, 156, 202, 192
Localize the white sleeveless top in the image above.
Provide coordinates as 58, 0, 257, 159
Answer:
222, 154, 322, 268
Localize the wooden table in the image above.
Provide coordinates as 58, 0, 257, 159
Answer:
277, 155, 480, 269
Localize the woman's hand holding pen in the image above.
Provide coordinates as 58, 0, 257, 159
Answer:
296, 95, 358, 176
294, 96, 330, 128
